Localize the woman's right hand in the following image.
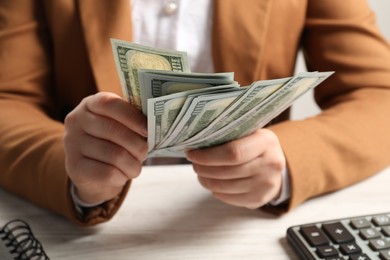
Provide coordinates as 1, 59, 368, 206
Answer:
64, 92, 148, 205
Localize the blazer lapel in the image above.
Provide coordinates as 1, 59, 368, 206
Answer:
212, 0, 273, 85
78, 0, 132, 95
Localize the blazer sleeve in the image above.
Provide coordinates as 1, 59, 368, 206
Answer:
0, 1, 128, 226
268, 0, 390, 211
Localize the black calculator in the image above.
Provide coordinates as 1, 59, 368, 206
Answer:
287, 212, 390, 259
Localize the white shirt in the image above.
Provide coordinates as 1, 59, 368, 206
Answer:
72, 0, 290, 210
131, 0, 214, 73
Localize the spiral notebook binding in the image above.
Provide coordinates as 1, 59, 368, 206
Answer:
0, 219, 49, 260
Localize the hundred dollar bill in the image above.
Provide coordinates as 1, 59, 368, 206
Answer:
138, 70, 235, 114
240, 72, 333, 136
184, 71, 333, 149
152, 71, 333, 157
111, 39, 190, 109
156, 84, 242, 148
157, 89, 244, 149
180, 77, 290, 145
147, 83, 240, 151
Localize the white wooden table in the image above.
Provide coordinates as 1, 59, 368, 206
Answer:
1, 165, 389, 259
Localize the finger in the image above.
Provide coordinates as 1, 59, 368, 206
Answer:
78, 112, 148, 161
212, 192, 269, 209
85, 92, 147, 137
66, 156, 129, 190
192, 163, 254, 180
197, 176, 253, 194
186, 129, 277, 166
209, 169, 284, 209
74, 184, 124, 205
68, 158, 129, 203
77, 133, 142, 179
257, 145, 286, 173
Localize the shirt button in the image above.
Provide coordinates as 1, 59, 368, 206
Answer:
163, 1, 178, 15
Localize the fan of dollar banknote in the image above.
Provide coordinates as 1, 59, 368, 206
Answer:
111, 39, 333, 157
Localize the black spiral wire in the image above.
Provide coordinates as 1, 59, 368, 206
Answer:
0, 219, 49, 260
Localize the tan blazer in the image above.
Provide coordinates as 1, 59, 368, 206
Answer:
1, 0, 390, 226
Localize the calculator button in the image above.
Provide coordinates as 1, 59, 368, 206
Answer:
379, 249, 390, 260
349, 253, 371, 260
360, 227, 382, 240
373, 216, 390, 226
316, 245, 338, 258
339, 241, 362, 255
300, 225, 330, 246
369, 238, 390, 251
382, 226, 390, 237
325, 257, 343, 260
322, 222, 355, 244
351, 218, 372, 229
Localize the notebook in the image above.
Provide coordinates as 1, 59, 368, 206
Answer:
0, 219, 49, 260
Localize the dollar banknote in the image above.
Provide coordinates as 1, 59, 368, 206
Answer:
180, 77, 290, 145
138, 70, 235, 115
147, 83, 240, 151
157, 89, 244, 149
111, 39, 190, 109
191, 72, 333, 148
111, 40, 334, 158
151, 71, 333, 157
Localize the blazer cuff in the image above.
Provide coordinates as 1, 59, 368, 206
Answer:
70, 182, 106, 213
67, 180, 131, 226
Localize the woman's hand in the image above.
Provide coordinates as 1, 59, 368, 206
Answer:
64, 92, 148, 204
187, 129, 286, 209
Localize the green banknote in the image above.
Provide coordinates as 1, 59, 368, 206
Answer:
138, 69, 235, 115
111, 40, 333, 158
111, 39, 190, 109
